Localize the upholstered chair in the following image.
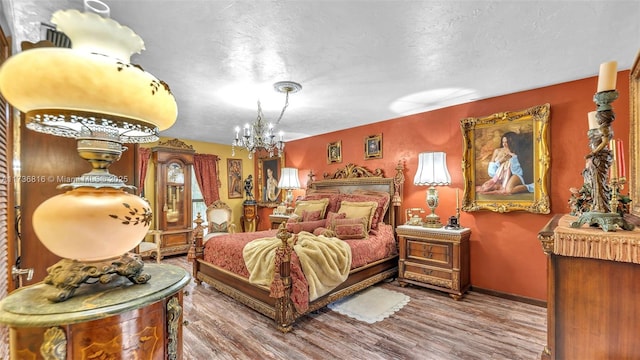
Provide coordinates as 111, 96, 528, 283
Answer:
203, 200, 236, 243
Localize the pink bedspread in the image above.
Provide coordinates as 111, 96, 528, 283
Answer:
202, 224, 397, 313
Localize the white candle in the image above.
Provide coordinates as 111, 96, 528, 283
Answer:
587, 111, 598, 130
456, 188, 459, 209
597, 61, 618, 92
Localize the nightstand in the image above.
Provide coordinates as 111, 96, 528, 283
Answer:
269, 214, 290, 229
396, 224, 471, 300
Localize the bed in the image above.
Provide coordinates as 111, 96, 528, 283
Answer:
189, 162, 405, 332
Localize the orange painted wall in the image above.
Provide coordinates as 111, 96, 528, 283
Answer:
279, 72, 630, 301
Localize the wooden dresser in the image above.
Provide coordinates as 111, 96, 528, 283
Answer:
0, 264, 190, 359
396, 225, 471, 300
538, 214, 640, 360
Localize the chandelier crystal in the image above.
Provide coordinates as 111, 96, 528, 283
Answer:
232, 81, 301, 159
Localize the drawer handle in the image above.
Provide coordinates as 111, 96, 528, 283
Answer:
421, 250, 433, 259
422, 269, 433, 276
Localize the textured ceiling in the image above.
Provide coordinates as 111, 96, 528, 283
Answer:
2, 0, 640, 146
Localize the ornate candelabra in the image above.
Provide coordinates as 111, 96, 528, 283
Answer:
570, 89, 634, 231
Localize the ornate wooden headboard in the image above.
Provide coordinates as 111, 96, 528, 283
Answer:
307, 162, 405, 228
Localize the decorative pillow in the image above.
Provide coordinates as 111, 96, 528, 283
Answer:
325, 211, 346, 225
343, 192, 391, 230
286, 219, 326, 234
209, 221, 228, 233
293, 198, 330, 218
301, 209, 322, 221
286, 214, 301, 223
337, 200, 378, 231
302, 193, 341, 215
313, 227, 336, 237
332, 217, 368, 240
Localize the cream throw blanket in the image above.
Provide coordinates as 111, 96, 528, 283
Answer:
243, 231, 352, 301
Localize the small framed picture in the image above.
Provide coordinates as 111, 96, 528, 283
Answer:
364, 134, 382, 159
327, 141, 342, 164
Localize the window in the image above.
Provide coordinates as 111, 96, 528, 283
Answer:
191, 168, 207, 224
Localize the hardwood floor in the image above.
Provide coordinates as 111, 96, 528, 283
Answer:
161, 256, 547, 360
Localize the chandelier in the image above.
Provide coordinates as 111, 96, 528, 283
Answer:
232, 81, 302, 159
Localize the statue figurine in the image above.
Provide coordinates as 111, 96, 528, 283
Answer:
244, 175, 255, 201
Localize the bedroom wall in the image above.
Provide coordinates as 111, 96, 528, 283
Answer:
281, 71, 631, 301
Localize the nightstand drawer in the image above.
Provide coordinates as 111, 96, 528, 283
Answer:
406, 240, 451, 267
403, 262, 453, 289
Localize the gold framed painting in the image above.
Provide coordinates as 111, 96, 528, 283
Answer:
460, 103, 551, 213
629, 50, 640, 218
364, 134, 382, 159
227, 158, 243, 199
257, 155, 285, 207
327, 141, 342, 164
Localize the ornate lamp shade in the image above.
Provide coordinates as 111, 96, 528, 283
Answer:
32, 188, 151, 262
278, 168, 301, 212
414, 152, 451, 228
0, 9, 177, 142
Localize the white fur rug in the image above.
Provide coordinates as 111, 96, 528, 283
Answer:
327, 286, 410, 324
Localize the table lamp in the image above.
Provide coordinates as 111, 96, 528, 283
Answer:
278, 167, 301, 214
413, 152, 451, 228
0, 0, 177, 301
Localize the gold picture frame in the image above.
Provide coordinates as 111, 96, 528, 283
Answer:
327, 141, 342, 164
227, 158, 243, 199
460, 103, 551, 213
629, 50, 640, 217
257, 155, 285, 207
364, 134, 382, 159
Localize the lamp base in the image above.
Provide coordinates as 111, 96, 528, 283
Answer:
422, 213, 442, 228
570, 211, 635, 232
43, 252, 151, 302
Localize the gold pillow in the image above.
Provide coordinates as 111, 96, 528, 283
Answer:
337, 200, 378, 231
293, 198, 330, 218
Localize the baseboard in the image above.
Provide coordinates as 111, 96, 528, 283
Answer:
471, 286, 547, 308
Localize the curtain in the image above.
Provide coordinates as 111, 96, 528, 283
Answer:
193, 153, 220, 206
137, 147, 152, 196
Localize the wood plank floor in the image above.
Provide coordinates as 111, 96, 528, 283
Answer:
162, 256, 547, 360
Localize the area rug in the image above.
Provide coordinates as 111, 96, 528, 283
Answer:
327, 286, 410, 324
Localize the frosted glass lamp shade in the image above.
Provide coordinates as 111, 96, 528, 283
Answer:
32, 188, 151, 261
0, 8, 177, 143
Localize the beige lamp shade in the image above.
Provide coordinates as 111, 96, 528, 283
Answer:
0, 9, 177, 142
32, 187, 151, 261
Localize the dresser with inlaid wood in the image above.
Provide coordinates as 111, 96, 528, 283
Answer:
396, 225, 471, 300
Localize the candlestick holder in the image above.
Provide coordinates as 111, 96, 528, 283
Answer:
570, 89, 634, 231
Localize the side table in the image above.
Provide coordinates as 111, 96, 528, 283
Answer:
0, 263, 190, 359
396, 224, 471, 300
241, 201, 259, 232
269, 214, 290, 229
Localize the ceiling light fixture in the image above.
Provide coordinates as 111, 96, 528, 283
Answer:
232, 81, 302, 159
0, 0, 177, 301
